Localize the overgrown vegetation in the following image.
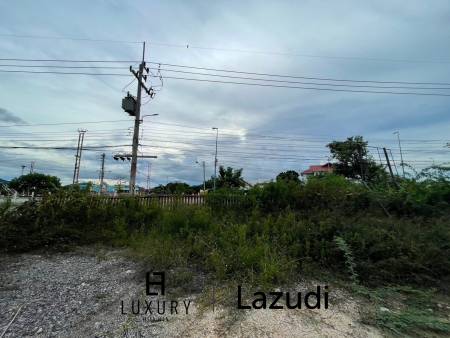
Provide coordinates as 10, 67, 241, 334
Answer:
2, 136, 450, 336
1, 172, 449, 289
355, 285, 450, 337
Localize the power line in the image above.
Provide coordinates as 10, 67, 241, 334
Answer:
0, 33, 142, 44
1, 58, 449, 86
138, 144, 437, 163
145, 121, 450, 143
1, 34, 448, 64
0, 69, 130, 76
0, 64, 133, 69
154, 75, 450, 97
0, 119, 131, 128
0, 145, 130, 150
150, 67, 450, 90
146, 42, 450, 64
148, 61, 450, 86
0, 58, 138, 63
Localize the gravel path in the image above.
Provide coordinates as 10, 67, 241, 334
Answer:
0, 248, 382, 337
0, 248, 149, 337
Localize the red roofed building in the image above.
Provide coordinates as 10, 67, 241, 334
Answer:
301, 163, 333, 177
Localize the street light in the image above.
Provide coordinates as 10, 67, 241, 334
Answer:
139, 113, 159, 141
196, 160, 206, 191
212, 127, 219, 191
140, 113, 159, 123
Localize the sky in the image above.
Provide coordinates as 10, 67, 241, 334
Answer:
0, 0, 449, 187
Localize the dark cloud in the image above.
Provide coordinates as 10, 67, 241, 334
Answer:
1, 1, 450, 184
0, 107, 25, 124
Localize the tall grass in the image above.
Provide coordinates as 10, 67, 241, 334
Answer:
1, 175, 449, 288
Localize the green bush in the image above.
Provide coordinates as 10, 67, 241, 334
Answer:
1, 174, 449, 288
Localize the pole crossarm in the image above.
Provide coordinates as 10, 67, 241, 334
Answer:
130, 65, 154, 97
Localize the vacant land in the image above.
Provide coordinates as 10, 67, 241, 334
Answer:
1, 248, 385, 337
1, 174, 450, 336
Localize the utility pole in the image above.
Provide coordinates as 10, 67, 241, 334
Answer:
196, 160, 206, 191
389, 149, 399, 176
99, 153, 105, 194
146, 162, 151, 191
376, 147, 383, 165
29, 161, 34, 174
212, 127, 219, 191
383, 147, 397, 187
128, 42, 154, 195
21, 165, 26, 176
72, 129, 86, 184
394, 131, 405, 178
202, 161, 206, 191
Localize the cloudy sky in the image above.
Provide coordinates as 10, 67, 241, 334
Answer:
0, 1, 449, 187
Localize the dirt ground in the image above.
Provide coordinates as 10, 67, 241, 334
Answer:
0, 248, 383, 337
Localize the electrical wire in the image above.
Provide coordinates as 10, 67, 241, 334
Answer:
0, 119, 131, 128
148, 61, 450, 86
0, 145, 130, 150
0, 58, 138, 63
146, 42, 450, 64
0, 64, 132, 69
0, 33, 142, 44
1, 58, 448, 85
0, 69, 130, 76
150, 67, 450, 90
155, 75, 450, 97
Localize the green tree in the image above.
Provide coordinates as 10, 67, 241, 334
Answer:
151, 182, 195, 194
276, 170, 300, 183
216, 166, 245, 189
9, 173, 61, 194
327, 136, 387, 183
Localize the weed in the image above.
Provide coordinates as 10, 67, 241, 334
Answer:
334, 236, 359, 284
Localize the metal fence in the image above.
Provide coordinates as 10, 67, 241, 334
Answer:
95, 194, 247, 208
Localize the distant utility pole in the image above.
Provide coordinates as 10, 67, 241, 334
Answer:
389, 149, 399, 176
202, 161, 206, 191
21, 165, 26, 176
146, 162, 151, 191
29, 161, 35, 174
126, 42, 155, 195
394, 131, 405, 178
99, 153, 105, 194
212, 127, 219, 191
72, 129, 86, 184
383, 147, 398, 187
196, 160, 206, 191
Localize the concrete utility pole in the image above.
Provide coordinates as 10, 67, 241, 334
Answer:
212, 127, 219, 191
196, 160, 206, 191
128, 42, 155, 195
99, 153, 105, 194
394, 131, 405, 178
129, 43, 145, 195
29, 161, 35, 174
146, 162, 151, 191
72, 129, 86, 184
202, 160, 206, 191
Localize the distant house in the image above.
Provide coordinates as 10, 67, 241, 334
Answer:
301, 163, 333, 177
76, 182, 117, 194
115, 184, 130, 194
